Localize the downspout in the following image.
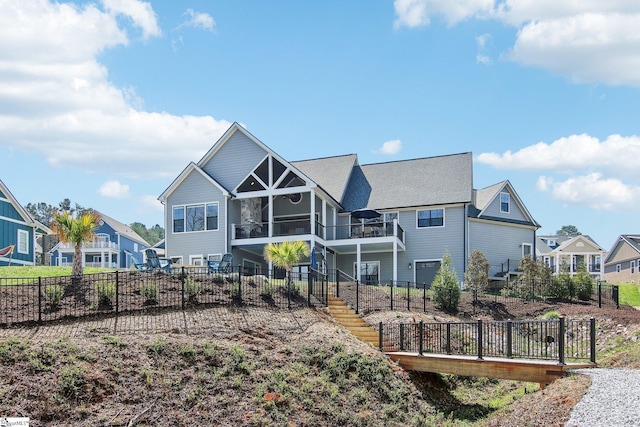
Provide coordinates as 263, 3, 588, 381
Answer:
463, 203, 468, 274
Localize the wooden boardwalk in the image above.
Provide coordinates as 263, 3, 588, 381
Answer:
385, 351, 596, 388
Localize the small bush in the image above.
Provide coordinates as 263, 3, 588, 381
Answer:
96, 280, 116, 308
147, 339, 168, 356
542, 311, 561, 320
573, 263, 594, 301
140, 283, 158, 303
230, 282, 241, 300
260, 281, 276, 297
210, 273, 225, 284
58, 364, 87, 401
546, 273, 571, 300
183, 276, 201, 301
45, 284, 64, 307
431, 251, 460, 312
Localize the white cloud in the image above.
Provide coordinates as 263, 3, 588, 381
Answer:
0, 0, 231, 178
375, 139, 402, 155
479, 134, 640, 212
140, 195, 164, 213
476, 134, 640, 178
394, 1, 640, 87
98, 180, 130, 199
538, 173, 640, 212
101, 0, 161, 39
182, 9, 216, 32
393, 0, 494, 28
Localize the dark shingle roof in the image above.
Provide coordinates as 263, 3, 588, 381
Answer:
292, 154, 358, 204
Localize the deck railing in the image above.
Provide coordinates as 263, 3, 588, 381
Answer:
376, 317, 596, 363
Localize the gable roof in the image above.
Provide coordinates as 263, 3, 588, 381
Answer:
471, 180, 540, 227
339, 153, 473, 212
94, 211, 150, 247
159, 162, 231, 202
0, 179, 36, 225
604, 234, 640, 264
291, 154, 358, 205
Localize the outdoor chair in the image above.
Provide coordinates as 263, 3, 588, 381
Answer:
132, 259, 149, 272
145, 249, 172, 272
208, 253, 232, 274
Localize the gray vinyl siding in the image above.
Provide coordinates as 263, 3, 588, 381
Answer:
166, 170, 227, 263
482, 190, 528, 222
337, 252, 394, 282
400, 206, 466, 283
201, 131, 268, 192
468, 220, 534, 268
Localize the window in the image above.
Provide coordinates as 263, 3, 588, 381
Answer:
354, 261, 380, 285
189, 255, 203, 266
632, 260, 636, 274
522, 243, 532, 258
208, 254, 222, 262
417, 209, 444, 228
17, 229, 28, 254
173, 206, 184, 232
173, 203, 219, 233
500, 192, 510, 213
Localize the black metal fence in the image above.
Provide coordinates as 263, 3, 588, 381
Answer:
0, 267, 322, 327
376, 317, 596, 363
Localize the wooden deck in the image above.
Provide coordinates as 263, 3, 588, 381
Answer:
386, 351, 596, 388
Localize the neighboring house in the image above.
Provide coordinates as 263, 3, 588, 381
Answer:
536, 234, 606, 281
603, 235, 640, 284
50, 211, 149, 269
0, 178, 51, 266
158, 123, 540, 285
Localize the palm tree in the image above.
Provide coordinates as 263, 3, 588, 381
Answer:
263, 240, 310, 292
51, 209, 101, 277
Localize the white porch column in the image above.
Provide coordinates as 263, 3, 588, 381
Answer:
101, 250, 105, 268
310, 190, 316, 236
268, 196, 274, 237
322, 199, 327, 240
393, 238, 398, 283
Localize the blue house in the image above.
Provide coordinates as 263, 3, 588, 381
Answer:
0, 178, 50, 266
50, 211, 149, 269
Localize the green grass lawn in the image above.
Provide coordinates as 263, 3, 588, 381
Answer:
618, 283, 640, 306
0, 266, 115, 279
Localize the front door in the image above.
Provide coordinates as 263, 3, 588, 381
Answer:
415, 261, 441, 288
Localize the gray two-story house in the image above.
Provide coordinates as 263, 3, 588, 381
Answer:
159, 123, 539, 285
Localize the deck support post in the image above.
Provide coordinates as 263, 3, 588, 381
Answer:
558, 317, 565, 365
590, 317, 596, 364
418, 321, 424, 355
477, 319, 483, 360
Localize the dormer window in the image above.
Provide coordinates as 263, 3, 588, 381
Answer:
500, 192, 510, 213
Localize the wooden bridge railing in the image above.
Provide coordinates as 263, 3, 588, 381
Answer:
377, 317, 596, 364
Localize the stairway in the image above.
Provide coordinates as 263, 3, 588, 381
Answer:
328, 296, 396, 351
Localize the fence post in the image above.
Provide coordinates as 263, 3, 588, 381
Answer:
407, 281, 410, 311
336, 270, 340, 298
419, 321, 424, 355
181, 266, 185, 309
597, 281, 602, 308
379, 321, 383, 351
355, 279, 359, 314
423, 284, 426, 312
115, 271, 119, 315
477, 319, 483, 360
590, 317, 596, 364
446, 322, 451, 354
307, 270, 312, 308
38, 277, 42, 324
400, 323, 405, 351
238, 265, 243, 305
390, 282, 393, 311
287, 271, 291, 310
506, 319, 513, 358
613, 285, 619, 309
558, 317, 566, 365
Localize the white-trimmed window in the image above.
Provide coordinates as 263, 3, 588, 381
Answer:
173, 202, 219, 233
632, 260, 636, 274
17, 229, 29, 254
208, 254, 222, 262
417, 209, 444, 228
522, 243, 532, 258
500, 192, 510, 213
189, 255, 204, 266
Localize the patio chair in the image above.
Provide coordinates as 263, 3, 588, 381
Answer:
208, 253, 232, 274
145, 249, 172, 272
132, 259, 149, 272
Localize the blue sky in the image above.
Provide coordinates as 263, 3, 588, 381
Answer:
1, 0, 639, 250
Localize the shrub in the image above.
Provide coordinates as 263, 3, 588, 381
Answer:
183, 276, 201, 301
45, 284, 64, 307
573, 263, 593, 301
140, 283, 158, 303
260, 281, 276, 297
95, 280, 116, 308
230, 282, 241, 300
210, 273, 225, 284
57, 364, 87, 401
546, 272, 572, 300
464, 250, 489, 293
431, 251, 460, 312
